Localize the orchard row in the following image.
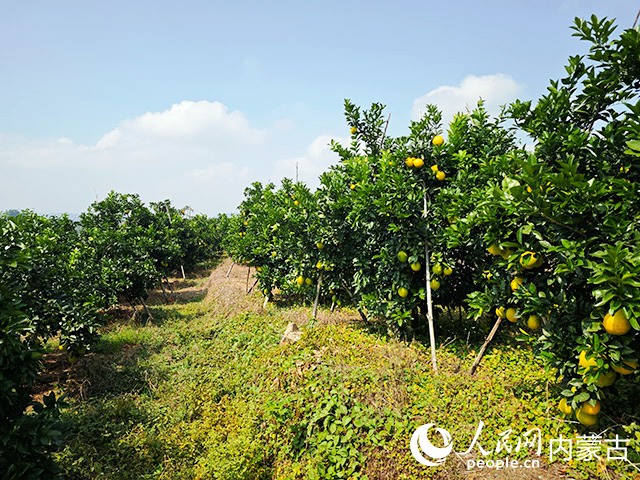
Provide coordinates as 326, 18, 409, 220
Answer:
0, 193, 225, 476
224, 16, 640, 426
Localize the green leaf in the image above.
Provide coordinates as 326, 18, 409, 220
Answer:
575, 391, 590, 403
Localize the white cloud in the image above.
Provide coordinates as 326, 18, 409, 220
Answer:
185, 162, 249, 182
0, 101, 355, 215
90, 100, 267, 165
1, 101, 268, 170
0, 101, 271, 214
272, 134, 344, 188
108, 100, 266, 142
412, 74, 523, 129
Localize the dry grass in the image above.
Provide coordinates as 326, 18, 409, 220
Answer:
204, 257, 361, 329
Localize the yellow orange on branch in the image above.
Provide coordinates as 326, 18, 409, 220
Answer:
510, 277, 524, 291
602, 309, 631, 335
558, 398, 573, 416
611, 359, 637, 375
581, 400, 601, 416
578, 350, 598, 369
576, 408, 598, 427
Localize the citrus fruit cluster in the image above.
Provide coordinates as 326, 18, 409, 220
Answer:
404, 157, 425, 168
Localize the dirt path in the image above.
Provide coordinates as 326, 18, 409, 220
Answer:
32, 259, 357, 403
204, 257, 359, 327
204, 258, 265, 316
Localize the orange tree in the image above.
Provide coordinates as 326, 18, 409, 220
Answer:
311, 100, 517, 333
148, 201, 225, 275
80, 192, 226, 312
3, 211, 107, 357
223, 100, 519, 332
148, 200, 190, 279
445, 16, 639, 422
1, 213, 67, 478
1, 199, 227, 478
186, 213, 228, 267
78, 192, 160, 312
225, 179, 322, 300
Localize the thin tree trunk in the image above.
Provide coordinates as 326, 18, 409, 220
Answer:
139, 296, 154, 322
128, 300, 140, 321
263, 294, 270, 309
165, 277, 175, 295
340, 277, 369, 324
159, 282, 169, 303
245, 266, 251, 293
469, 316, 503, 375
379, 113, 391, 149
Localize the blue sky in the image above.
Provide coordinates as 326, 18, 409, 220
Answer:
1, 0, 637, 215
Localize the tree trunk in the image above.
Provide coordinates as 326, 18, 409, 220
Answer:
159, 282, 169, 303
139, 296, 154, 323
340, 277, 369, 324
164, 277, 175, 295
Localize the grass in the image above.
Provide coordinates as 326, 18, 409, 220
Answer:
50, 268, 640, 480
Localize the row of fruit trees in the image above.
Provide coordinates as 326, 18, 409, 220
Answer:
224, 16, 639, 429
0, 14, 637, 479
0, 192, 226, 477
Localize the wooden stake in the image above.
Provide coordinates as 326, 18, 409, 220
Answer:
245, 265, 251, 293
226, 262, 235, 277
423, 186, 438, 372
263, 294, 270, 309
424, 242, 438, 372
469, 316, 503, 375
312, 273, 323, 319
247, 278, 259, 294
